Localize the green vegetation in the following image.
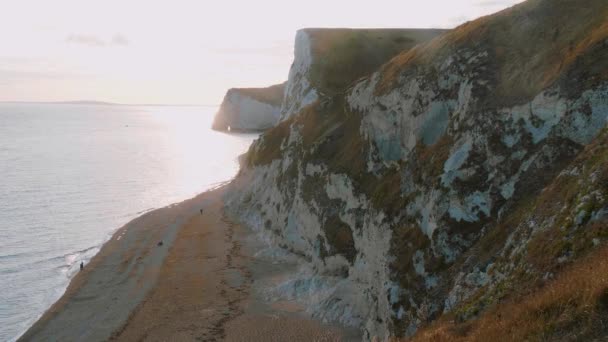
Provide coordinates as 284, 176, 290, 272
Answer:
406, 128, 608, 341
242, 3, 608, 337
304, 28, 447, 96
245, 117, 292, 167
524, 129, 608, 272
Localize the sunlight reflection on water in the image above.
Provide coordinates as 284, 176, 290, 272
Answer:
0, 103, 258, 341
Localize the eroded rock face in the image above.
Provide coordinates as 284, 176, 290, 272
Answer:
225, 0, 608, 340
280, 30, 318, 122
213, 84, 284, 132
279, 28, 448, 122
227, 82, 607, 340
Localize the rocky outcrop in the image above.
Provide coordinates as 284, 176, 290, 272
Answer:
280, 28, 447, 121
225, 0, 608, 340
212, 83, 285, 132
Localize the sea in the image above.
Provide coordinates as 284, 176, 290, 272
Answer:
0, 103, 258, 341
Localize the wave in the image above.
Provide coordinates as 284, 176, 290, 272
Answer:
1, 245, 101, 273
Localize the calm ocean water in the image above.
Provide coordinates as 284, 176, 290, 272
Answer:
0, 103, 258, 341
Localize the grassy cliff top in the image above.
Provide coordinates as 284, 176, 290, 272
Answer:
229, 82, 286, 105
299, 28, 448, 95
376, 0, 608, 105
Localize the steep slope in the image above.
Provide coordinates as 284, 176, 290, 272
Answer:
212, 83, 285, 132
226, 0, 608, 340
280, 28, 447, 121
410, 126, 608, 341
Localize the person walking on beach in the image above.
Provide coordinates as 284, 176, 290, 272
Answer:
80, 261, 84, 271
200, 208, 203, 215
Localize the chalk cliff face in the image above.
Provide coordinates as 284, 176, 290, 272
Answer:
280, 28, 447, 121
226, 0, 608, 340
212, 83, 285, 132
280, 30, 316, 121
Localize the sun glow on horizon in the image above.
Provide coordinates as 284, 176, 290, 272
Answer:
0, 0, 523, 105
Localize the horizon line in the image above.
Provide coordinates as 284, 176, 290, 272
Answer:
0, 100, 220, 107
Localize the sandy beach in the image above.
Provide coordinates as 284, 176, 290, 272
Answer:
19, 185, 360, 341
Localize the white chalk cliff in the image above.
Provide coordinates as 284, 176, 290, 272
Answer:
224, 1, 608, 340
279, 28, 447, 121
213, 83, 285, 132
280, 30, 318, 121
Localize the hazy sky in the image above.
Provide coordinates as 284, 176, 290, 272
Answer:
0, 0, 522, 105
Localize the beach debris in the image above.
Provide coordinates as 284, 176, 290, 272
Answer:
157, 241, 164, 246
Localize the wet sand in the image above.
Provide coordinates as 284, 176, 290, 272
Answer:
19, 186, 360, 341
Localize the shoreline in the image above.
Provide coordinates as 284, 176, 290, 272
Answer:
14, 181, 232, 341
19, 184, 361, 341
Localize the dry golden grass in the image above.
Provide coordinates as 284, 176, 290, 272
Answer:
376, 0, 608, 106
408, 243, 608, 342
407, 129, 608, 341
562, 19, 608, 74
526, 144, 608, 274
246, 113, 294, 167
231, 82, 286, 105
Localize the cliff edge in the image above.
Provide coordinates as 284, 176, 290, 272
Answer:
212, 83, 285, 132
226, 0, 608, 340
280, 28, 448, 121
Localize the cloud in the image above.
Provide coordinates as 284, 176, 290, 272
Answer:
66, 34, 106, 47
66, 33, 129, 47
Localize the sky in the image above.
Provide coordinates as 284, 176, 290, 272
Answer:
0, 0, 522, 105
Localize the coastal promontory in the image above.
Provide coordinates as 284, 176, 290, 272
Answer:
212, 83, 285, 132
